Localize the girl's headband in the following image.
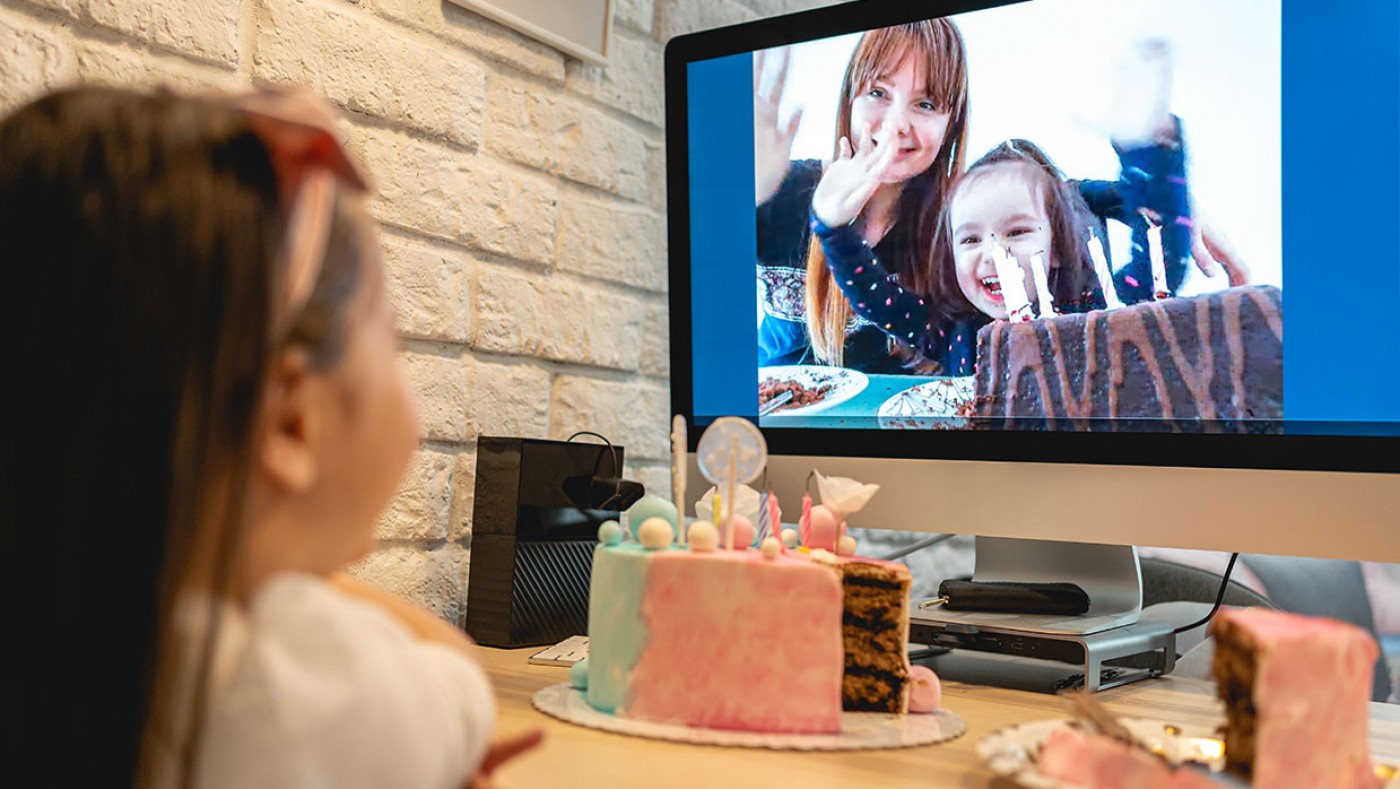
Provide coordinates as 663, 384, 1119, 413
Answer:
234, 88, 372, 342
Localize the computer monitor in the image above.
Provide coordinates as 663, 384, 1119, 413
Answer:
664, 0, 1400, 589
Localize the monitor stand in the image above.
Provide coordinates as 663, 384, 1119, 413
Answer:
907, 537, 1176, 692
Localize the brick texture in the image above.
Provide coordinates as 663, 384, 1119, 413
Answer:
0, 10, 73, 111
376, 449, 455, 541
382, 232, 472, 343
88, 0, 242, 68
256, 0, 485, 148
474, 263, 644, 371
550, 375, 670, 462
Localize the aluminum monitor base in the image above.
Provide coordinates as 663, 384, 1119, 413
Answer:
908, 616, 1177, 693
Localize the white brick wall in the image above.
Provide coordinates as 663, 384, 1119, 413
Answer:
0, 0, 839, 619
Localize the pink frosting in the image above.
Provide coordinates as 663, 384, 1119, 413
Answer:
626, 550, 845, 733
1039, 727, 1221, 789
1214, 608, 1379, 789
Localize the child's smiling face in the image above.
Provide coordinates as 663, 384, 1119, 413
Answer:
949, 164, 1054, 318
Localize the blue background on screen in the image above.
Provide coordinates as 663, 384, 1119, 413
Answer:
688, 54, 760, 422
686, 0, 1400, 431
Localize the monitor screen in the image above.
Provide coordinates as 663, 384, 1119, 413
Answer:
668, 0, 1400, 476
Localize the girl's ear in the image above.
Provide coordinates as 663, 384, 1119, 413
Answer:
257, 348, 321, 494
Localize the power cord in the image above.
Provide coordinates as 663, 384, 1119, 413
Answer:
1171, 552, 1241, 635
877, 533, 956, 561
563, 430, 637, 522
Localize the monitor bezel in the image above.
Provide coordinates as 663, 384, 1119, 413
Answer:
664, 0, 1400, 475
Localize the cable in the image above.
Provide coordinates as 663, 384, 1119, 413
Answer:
1171, 552, 1241, 635
877, 533, 957, 561
564, 430, 626, 520
565, 430, 619, 478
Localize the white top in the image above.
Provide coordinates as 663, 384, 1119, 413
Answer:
189, 573, 495, 789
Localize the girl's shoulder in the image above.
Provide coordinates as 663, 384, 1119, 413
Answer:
193, 573, 496, 788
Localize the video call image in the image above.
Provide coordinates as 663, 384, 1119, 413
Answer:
753, 0, 1284, 432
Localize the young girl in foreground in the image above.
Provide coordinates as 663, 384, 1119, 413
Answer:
0, 86, 536, 787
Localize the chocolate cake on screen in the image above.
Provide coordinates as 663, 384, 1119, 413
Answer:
973, 285, 1282, 431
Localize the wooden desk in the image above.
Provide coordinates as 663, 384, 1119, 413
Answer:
482, 647, 1400, 788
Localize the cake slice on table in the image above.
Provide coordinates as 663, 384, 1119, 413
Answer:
1211, 607, 1381, 788
1036, 690, 1236, 789
1037, 725, 1230, 789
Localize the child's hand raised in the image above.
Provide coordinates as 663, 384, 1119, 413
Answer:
811, 120, 899, 229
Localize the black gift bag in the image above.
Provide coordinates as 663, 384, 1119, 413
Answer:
465, 436, 638, 647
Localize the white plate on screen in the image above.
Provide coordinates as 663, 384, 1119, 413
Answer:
877, 376, 976, 430
758, 365, 868, 416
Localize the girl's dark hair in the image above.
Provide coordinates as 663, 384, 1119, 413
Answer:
0, 86, 363, 785
934, 138, 1101, 314
806, 18, 970, 366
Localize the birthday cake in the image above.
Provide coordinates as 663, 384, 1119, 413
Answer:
972, 285, 1283, 431
1210, 608, 1379, 787
584, 539, 912, 733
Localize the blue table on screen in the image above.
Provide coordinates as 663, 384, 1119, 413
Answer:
761, 374, 943, 430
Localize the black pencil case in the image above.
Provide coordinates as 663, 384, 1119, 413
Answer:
936, 580, 1091, 615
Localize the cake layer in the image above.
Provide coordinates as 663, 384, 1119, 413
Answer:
589, 545, 846, 733
838, 558, 911, 713
974, 285, 1283, 432
1210, 607, 1378, 788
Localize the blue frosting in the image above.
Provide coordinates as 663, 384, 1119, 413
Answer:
585, 544, 652, 712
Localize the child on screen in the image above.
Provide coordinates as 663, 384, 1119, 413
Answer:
0, 86, 539, 788
811, 126, 1195, 374
938, 139, 1108, 323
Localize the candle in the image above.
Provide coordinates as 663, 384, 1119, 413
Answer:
1147, 224, 1169, 300
993, 244, 1034, 323
671, 415, 687, 545
724, 437, 738, 550
756, 489, 770, 542
799, 490, 812, 546
768, 491, 782, 551
712, 490, 721, 538
1028, 252, 1055, 318
1087, 235, 1124, 309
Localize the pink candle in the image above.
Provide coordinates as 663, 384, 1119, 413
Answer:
768, 491, 782, 551
756, 489, 770, 541
799, 491, 812, 546
723, 439, 738, 550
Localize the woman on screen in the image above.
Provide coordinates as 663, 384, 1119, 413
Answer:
756, 19, 969, 374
